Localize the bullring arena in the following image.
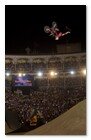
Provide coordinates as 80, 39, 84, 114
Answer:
5, 52, 86, 135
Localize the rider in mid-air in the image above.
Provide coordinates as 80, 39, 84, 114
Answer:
44, 21, 71, 40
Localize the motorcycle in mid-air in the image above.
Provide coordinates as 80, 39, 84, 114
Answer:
44, 21, 71, 40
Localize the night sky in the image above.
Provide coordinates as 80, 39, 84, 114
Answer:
5, 5, 86, 55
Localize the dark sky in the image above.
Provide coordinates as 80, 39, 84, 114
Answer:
5, 5, 86, 54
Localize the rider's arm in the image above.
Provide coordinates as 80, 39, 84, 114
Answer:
62, 31, 70, 36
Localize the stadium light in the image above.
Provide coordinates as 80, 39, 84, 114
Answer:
6, 72, 10, 76
50, 71, 58, 77
54, 72, 58, 76
70, 70, 75, 75
22, 73, 26, 76
37, 72, 43, 77
50, 71, 55, 76
82, 69, 86, 75
18, 73, 22, 77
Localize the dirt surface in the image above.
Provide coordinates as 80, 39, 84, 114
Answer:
25, 100, 86, 135
5, 122, 14, 134
6, 100, 86, 135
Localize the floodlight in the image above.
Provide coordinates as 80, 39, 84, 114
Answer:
22, 73, 26, 76
6, 72, 10, 76
82, 69, 86, 75
50, 71, 55, 76
70, 70, 75, 75
37, 72, 43, 77
18, 73, 22, 77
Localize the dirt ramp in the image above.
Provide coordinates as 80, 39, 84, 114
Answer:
25, 100, 86, 135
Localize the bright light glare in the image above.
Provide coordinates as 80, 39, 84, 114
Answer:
50, 71, 55, 76
23, 73, 26, 76
82, 69, 86, 75
6, 72, 10, 76
50, 71, 58, 76
70, 71, 75, 75
54, 72, 58, 75
18, 73, 22, 77
37, 72, 43, 77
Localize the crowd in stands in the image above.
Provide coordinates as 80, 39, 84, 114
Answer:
48, 57, 63, 70
80, 58, 86, 68
64, 56, 79, 71
81, 77, 86, 87
6, 62, 15, 71
16, 63, 31, 72
5, 84, 86, 126
5, 54, 86, 131
34, 77, 84, 90
32, 62, 47, 71
64, 77, 81, 88
5, 55, 86, 72
32, 58, 47, 72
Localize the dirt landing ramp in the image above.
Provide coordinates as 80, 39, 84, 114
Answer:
25, 100, 86, 135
